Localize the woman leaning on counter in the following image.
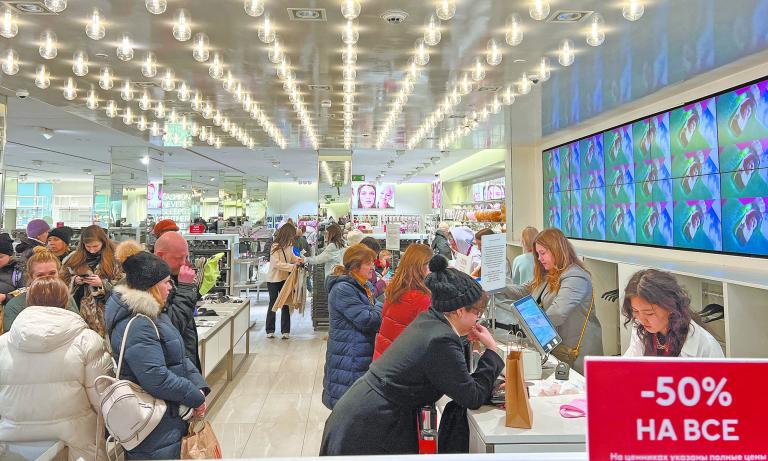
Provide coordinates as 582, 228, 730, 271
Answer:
503, 228, 603, 374
622, 269, 723, 358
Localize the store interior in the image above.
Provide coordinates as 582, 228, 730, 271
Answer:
1, 0, 768, 459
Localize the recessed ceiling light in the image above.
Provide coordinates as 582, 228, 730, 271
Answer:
547, 10, 593, 23
287, 8, 326, 21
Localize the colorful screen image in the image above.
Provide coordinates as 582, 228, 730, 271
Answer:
545, 203, 562, 230
672, 148, 720, 181
562, 190, 582, 238
580, 135, 605, 189
673, 172, 721, 202
670, 98, 719, 176
605, 125, 634, 186
673, 198, 723, 251
568, 142, 582, 191
716, 80, 768, 147
352, 182, 396, 209
581, 187, 606, 240
722, 197, 768, 255
721, 164, 768, 201
559, 144, 575, 191
650, 113, 672, 179
636, 180, 674, 247
543, 149, 560, 182
719, 138, 768, 175
633, 119, 653, 179
431, 179, 442, 209
606, 192, 637, 243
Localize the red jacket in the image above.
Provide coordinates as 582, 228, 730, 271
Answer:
373, 289, 431, 361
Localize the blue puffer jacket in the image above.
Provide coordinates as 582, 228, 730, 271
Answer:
323, 274, 383, 409
105, 284, 209, 460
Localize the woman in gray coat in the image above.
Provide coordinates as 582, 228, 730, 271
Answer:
502, 228, 602, 374
304, 223, 345, 275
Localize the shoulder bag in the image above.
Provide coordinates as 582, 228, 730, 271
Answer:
551, 290, 595, 366
94, 314, 167, 459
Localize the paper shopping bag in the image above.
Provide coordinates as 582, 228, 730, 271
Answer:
505, 350, 533, 429
181, 419, 223, 459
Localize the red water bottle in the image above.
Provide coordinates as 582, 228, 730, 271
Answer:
417, 405, 438, 454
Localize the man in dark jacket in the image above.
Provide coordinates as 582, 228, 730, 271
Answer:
15, 219, 50, 262
431, 222, 453, 260
320, 255, 504, 455
155, 232, 202, 371
0, 237, 23, 305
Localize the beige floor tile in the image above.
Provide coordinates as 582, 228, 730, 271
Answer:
269, 371, 317, 395
258, 393, 312, 423
307, 392, 331, 428
312, 369, 325, 394
241, 420, 307, 458
279, 355, 324, 374
209, 422, 254, 458
301, 428, 324, 456
240, 354, 286, 375
230, 373, 277, 396
210, 393, 267, 424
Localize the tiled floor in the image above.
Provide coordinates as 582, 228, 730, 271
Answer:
207, 297, 331, 458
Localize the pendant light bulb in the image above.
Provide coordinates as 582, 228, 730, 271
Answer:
502, 84, 516, 105
505, 14, 523, 46
86, 87, 99, 110
623, 0, 644, 21
137, 115, 148, 131
192, 34, 210, 63
116, 34, 134, 61
145, 0, 167, 14
72, 50, 89, 76
268, 39, 283, 64
1, 48, 18, 75
141, 52, 157, 78
518, 72, 532, 95
99, 67, 114, 90
34, 64, 50, 89
0, 7, 18, 39
123, 106, 134, 125
44, 0, 66, 13
486, 38, 502, 66
459, 72, 472, 95
490, 95, 502, 114
139, 90, 151, 111
121, 79, 134, 101
414, 38, 430, 66
538, 56, 551, 82
341, 0, 361, 20
39, 30, 58, 60
106, 100, 117, 118
471, 57, 485, 82
558, 38, 575, 66
529, 0, 550, 21
342, 42, 357, 64
424, 14, 441, 46
435, 0, 455, 21
86, 9, 105, 40
209, 53, 223, 79
155, 101, 166, 119
258, 14, 276, 43
586, 13, 605, 47
173, 9, 192, 41
177, 81, 190, 101
62, 77, 77, 100
244, 0, 264, 17
341, 20, 358, 44
161, 68, 175, 91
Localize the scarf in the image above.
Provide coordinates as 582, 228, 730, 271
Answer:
352, 271, 373, 302
86, 251, 102, 271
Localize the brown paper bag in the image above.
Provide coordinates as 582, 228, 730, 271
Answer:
181, 419, 223, 459
505, 350, 533, 429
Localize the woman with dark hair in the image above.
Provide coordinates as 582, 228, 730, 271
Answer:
372, 243, 433, 360
357, 184, 377, 209
304, 223, 344, 275
320, 255, 503, 455
323, 243, 382, 409
622, 269, 723, 357
503, 228, 602, 374
266, 223, 303, 339
62, 225, 122, 338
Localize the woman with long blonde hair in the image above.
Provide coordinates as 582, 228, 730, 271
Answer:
61, 225, 122, 337
505, 228, 603, 374
373, 244, 433, 360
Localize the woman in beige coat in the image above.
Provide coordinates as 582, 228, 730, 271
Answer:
0, 277, 113, 461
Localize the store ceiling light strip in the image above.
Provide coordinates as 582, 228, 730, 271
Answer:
340, 1, 360, 150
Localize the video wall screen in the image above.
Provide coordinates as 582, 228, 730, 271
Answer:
542, 77, 768, 257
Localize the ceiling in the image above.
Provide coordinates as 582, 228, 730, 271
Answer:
0, 0, 766, 184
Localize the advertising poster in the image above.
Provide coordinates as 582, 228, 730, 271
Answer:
147, 181, 163, 210
431, 179, 442, 209
352, 182, 396, 209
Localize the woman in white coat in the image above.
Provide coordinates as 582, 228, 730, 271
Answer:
304, 223, 345, 275
622, 269, 723, 357
0, 277, 112, 461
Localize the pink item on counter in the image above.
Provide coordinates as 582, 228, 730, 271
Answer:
559, 399, 587, 418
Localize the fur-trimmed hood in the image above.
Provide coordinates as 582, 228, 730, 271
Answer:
113, 284, 163, 317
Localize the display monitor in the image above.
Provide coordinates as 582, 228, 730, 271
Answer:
511, 295, 562, 356
352, 182, 396, 209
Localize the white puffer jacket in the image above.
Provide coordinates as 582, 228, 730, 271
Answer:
0, 306, 113, 461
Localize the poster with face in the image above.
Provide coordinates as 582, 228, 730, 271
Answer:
580, 135, 605, 189
484, 183, 506, 200
352, 182, 397, 209
605, 125, 634, 186
581, 187, 606, 240
722, 197, 768, 255
670, 98, 719, 178
431, 179, 442, 209
147, 181, 163, 210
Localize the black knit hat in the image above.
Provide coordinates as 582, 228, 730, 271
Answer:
123, 252, 171, 290
48, 226, 74, 245
0, 238, 13, 256
425, 255, 484, 312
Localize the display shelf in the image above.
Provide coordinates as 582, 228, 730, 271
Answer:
185, 234, 241, 296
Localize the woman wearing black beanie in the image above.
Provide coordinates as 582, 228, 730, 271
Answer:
320, 255, 504, 456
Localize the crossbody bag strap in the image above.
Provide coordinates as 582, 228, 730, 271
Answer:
572, 290, 595, 356
114, 314, 160, 378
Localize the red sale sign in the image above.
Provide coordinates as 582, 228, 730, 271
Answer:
586, 357, 768, 459
189, 224, 206, 234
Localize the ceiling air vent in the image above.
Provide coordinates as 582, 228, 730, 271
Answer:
448, 114, 465, 119
2, 1, 58, 14
547, 10, 594, 23
134, 81, 159, 88
381, 9, 408, 24
287, 8, 327, 21
477, 86, 500, 92
309, 84, 332, 91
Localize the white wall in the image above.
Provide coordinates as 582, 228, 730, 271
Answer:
513, 51, 768, 272
393, 183, 432, 215
267, 182, 318, 218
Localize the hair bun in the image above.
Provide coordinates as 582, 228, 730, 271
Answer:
32, 246, 50, 256
115, 240, 144, 265
428, 254, 449, 273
